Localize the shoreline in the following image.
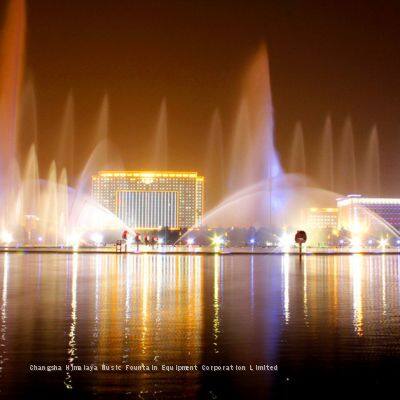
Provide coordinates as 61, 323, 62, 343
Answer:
0, 246, 399, 256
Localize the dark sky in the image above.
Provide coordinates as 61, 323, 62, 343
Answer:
12, 0, 400, 194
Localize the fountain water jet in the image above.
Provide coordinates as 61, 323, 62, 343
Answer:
205, 109, 225, 208
21, 144, 40, 217
18, 77, 38, 160
0, 0, 25, 229
318, 116, 334, 191
288, 121, 306, 181
57, 92, 75, 179
203, 45, 292, 229
152, 98, 168, 170
0, 1, 127, 246
228, 99, 252, 192
364, 126, 380, 196
87, 93, 111, 172
337, 117, 357, 194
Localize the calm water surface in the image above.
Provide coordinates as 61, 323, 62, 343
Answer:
0, 253, 399, 399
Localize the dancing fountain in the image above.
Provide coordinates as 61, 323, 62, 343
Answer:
0, 0, 395, 250
0, 0, 126, 246
201, 45, 336, 232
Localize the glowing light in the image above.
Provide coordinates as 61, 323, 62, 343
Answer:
90, 232, 103, 247
396, 239, 400, 246
158, 238, 164, 245
38, 236, 43, 243
278, 232, 293, 252
350, 236, 362, 250
378, 238, 389, 250
187, 238, 195, 246
67, 232, 81, 250
250, 238, 255, 245
349, 221, 368, 235
1, 231, 13, 245
211, 235, 224, 249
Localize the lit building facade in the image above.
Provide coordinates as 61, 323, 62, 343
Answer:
306, 207, 338, 230
92, 171, 204, 229
337, 195, 400, 235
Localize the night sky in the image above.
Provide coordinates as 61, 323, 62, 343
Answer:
7, 0, 400, 195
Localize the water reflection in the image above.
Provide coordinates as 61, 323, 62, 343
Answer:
0, 253, 399, 397
303, 256, 308, 324
213, 255, 221, 354
0, 254, 9, 385
282, 254, 290, 324
381, 255, 387, 316
350, 255, 363, 336
64, 253, 78, 389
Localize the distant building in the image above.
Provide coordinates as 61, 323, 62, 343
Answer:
337, 195, 400, 235
306, 207, 338, 230
92, 171, 204, 229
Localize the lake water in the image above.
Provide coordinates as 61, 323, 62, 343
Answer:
0, 253, 399, 399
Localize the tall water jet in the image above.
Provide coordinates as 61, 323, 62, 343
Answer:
19, 144, 40, 243
40, 162, 59, 244
228, 99, 252, 192
58, 168, 69, 245
288, 121, 306, 180
205, 109, 225, 208
91, 93, 110, 168
22, 144, 40, 217
0, 0, 26, 227
18, 77, 38, 161
203, 44, 287, 228
364, 125, 380, 196
241, 44, 282, 225
152, 98, 168, 169
318, 116, 334, 191
4, 158, 22, 233
243, 44, 282, 182
95, 93, 109, 142
74, 92, 117, 194
57, 92, 75, 179
337, 117, 357, 194
0, 3, 130, 245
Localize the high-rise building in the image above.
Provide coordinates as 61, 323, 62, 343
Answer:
92, 171, 204, 229
337, 195, 400, 235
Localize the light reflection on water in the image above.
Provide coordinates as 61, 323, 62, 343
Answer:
0, 253, 399, 398
0, 254, 9, 388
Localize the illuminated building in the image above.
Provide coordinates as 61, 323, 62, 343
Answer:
306, 207, 338, 230
92, 171, 204, 229
337, 195, 400, 235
